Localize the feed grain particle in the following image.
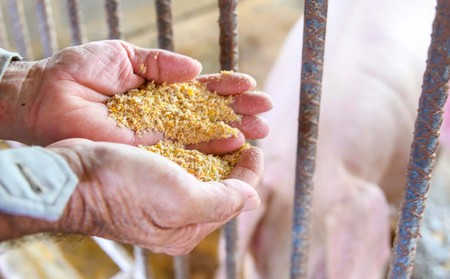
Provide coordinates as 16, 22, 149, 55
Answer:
140, 141, 251, 182
107, 81, 242, 145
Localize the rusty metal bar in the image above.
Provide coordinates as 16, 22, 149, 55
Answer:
388, 1, 450, 278
291, 0, 328, 278
219, 0, 239, 278
105, 0, 123, 40
155, 0, 174, 51
35, 0, 58, 58
6, 0, 33, 59
66, 0, 86, 45
219, 0, 238, 72
0, 4, 10, 50
173, 255, 190, 279
154, 1, 182, 277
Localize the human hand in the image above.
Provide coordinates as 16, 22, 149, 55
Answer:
28, 138, 262, 255
0, 41, 272, 154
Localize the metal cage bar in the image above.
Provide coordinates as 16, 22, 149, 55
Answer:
153, 1, 186, 277
93, 237, 134, 273
290, 0, 328, 278
173, 255, 190, 279
223, 219, 239, 279
219, 0, 238, 72
66, 0, 86, 46
155, 0, 174, 51
0, 4, 10, 50
6, 0, 33, 59
105, 0, 123, 40
218, 0, 239, 278
35, 0, 58, 58
133, 246, 153, 279
387, 1, 450, 278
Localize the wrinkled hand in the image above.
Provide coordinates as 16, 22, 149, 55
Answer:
0, 41, 272, 154
39, 139, 262, 255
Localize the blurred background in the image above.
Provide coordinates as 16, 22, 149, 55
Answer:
0, 0, 301, 278
0, 0, 302, 89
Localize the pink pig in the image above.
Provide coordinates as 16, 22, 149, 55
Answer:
216, 0, 438, 278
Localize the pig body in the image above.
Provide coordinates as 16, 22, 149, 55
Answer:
217, 0, 437, 278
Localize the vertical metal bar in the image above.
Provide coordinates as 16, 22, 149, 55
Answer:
66, 0, 86, 46
388, 1, 450, 278
173, 255, 190, 279
155, 0, 174, 51
291, 0, 328, 278
0, 4, 10, 50
219, 0, 238, 72
223, 219, 238, 279
133, 246, 153, 279
219, 1, 239, 278
105, 0, 123, 40
7, 0, 33, 59
154, 1, 181, 277
35, 0, 58, 58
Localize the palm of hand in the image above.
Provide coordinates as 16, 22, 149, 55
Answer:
26, 41, 186, 146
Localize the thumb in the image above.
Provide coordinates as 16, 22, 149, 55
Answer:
120, 41, 202, 83
177, 179, 261, 226
173, 147, 264, 226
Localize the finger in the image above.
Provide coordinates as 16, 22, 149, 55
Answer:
196, 73, 256, 95
46, 138, 93, 148
161, 224, 227, 256
231, 91, 274, 115
145, 148, 264, 253
171, 181, 260, 227
185, 132, 246, 155
171, 148, 263, 227
226, 147, 264, 188
228, 115, 270, 140
120, 41, 202, 84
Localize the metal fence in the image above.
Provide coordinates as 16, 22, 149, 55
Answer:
1, 0, 450, 278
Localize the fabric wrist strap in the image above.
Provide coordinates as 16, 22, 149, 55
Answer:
0, 146, 79, 221
0, 49, 22, 82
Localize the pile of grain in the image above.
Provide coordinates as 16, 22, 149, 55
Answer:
107, 80, 242, 145
140, 141, 250, 182
106, 79, 250, 181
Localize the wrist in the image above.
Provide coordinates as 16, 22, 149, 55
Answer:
0, 146, 95, 241
0, 210, 59, 242
0, 61, 41, 142
46, 142, 99, 236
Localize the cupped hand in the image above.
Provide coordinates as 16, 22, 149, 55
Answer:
2, 41, 272, 154
45, 138, 263, 255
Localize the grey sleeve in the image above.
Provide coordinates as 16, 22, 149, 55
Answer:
0, 49, 22, 82
0, 146, 79, 221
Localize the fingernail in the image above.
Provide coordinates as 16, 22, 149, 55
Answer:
250, 77, 257, 88
242, 195, 261, 212
195, 59, 203, 75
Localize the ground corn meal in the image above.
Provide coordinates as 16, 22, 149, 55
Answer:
107, 80, 242, 145
140, 141, 251, 182
107, 79, 251, 181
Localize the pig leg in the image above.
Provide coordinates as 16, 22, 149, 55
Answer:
226, 172, 391, 279
324, 180, 390, 279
